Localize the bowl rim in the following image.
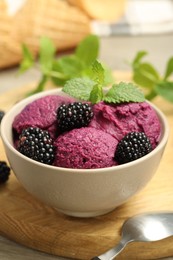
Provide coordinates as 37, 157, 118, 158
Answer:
0, 88, 170, 174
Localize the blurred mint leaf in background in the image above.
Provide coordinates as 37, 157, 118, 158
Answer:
19, 34, 114, 96
132, 50, 160, 89
164, 57, 173, 80
51, 55, 84, 86
130, 50, 173, 103
132, 51, 147, 67
133, 63, 160, 89
154, 81, 173, 103
27, 75, 48, 96
39, 36, 56, 74
75, 34, 99, 67
19, 44, 34, 74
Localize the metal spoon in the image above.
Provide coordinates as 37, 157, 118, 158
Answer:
91, 212, 173, 260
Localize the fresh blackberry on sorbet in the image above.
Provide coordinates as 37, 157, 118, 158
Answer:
0, 161, 11, 184
57, 102, 94, 132
114, 132, 152, 164
17, 127, 55, 165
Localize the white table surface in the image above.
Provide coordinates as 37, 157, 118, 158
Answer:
0, 34, 173, 260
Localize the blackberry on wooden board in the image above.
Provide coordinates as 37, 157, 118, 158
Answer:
0, 161, 11, 184
0, 110, 5, 123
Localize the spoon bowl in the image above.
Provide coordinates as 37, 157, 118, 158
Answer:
92, 212, 173, 260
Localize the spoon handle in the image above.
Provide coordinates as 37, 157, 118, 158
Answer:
91, 240, 127, 260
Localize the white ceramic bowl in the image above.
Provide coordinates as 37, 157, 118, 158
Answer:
1, 89, 169, 217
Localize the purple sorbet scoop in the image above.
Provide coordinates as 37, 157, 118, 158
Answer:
53, 127, 118, 169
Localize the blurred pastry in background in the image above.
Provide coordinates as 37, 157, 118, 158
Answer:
0, 0, 126, 69
0, 0, 91, 69
68, 0, 126, 21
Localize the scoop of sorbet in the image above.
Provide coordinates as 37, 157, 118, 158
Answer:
12, 95, 75, 138
53, 127, 118, 169
90, 101, 161, 148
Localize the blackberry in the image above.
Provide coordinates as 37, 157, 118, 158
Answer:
0, 110, 5, 123
0, 161, 11, 184
114, 132, 152, 164
57, 102, 94, 132
17, 127, 55, 165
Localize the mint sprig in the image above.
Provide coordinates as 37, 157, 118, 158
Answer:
63, 61, 145, 104
62, 61, 106, 103
131, 51, 173, 102
63, 77, 144, 105
19, 37, 173, 104
19, 35, 114, 95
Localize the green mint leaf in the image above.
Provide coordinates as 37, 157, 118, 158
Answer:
63, 78, 95, 100
75, 35, 99, 67
19, 44, 34, 74
104, 82, 145, 104
39, 36, 56, 74
89, 84, 103, 104
164, 57, 173, 80
132, 50, 148, 67
133, 63, 160, 89
154, 81, 173, 102
83, 60, 112, 84
91, 60, 105, 85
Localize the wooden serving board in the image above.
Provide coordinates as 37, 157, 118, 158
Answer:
0, 72, 173, 260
